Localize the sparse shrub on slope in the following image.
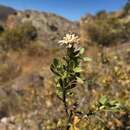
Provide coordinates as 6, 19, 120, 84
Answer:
81, 3, 130, 46
0, 22, 37, 51
86, 18, 123, 46
83, 14, 130, 46
123, 1, 130, 15
96, 10, 108, 19
0, 24, 4, 34
120, 21, 130, 42
27, 43, 50, 57
0, 60, 21, 84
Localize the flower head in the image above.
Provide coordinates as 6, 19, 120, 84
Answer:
58, 33, 80, 48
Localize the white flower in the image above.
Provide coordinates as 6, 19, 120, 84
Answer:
58, 33, 80, 48
1, 117, 9, 124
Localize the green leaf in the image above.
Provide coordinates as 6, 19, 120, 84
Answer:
50, 64, 55, 73
50, 64, 61, 76
110, 100, 121, 108
69, 61, 75, 69
99, 106, 106, 110
73, 67, 83, 73
80, 47, 85, 54
77, 77, 84, 84
53, 58, 59, 66
59, 78, 64, 88
99, 96, 108, 105
62, 72, 67, 78
83, 57, 92, 62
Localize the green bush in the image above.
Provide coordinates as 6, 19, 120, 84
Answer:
123, 1, 130, 15
121, 21, 130, 41
96, 10, 108, 19
0, 24, 4, 34
86, 17, 125, 46
0, 22, 37, 51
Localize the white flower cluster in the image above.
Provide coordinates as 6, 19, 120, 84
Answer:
58, 34, 80, 49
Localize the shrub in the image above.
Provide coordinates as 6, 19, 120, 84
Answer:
121, 21, 130, 42
86, 18, 124, 46
27, 43, 49, 57
96, 10, 108, 19
0, 61, 21, 84
123, 1, 130, 15
50, 34, 124, 130
0, 24, 4, 34
0, 22, 37, 51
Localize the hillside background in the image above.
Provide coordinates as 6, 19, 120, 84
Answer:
0, 3, 130, 130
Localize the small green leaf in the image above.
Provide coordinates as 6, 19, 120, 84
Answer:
50, 64, 55, 73
53, 58, 59, 66
50, 64, 61, 76
80, 47, 85, 54
99, 96, 108, 105
74, 67, 83, 73
83, 57, 92, 62
99, 106, 106, 110
62, 72, 67, 78
77, 77, 84, 84
110, 100, 121, 108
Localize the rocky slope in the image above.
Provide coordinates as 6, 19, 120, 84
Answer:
0, 5, 16, 22
6, 10, 79, 48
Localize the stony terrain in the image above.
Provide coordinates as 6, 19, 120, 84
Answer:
6, 10, 79, 49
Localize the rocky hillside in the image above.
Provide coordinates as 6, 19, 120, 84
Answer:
5, 10, 79, 48
0, 5, 16, 22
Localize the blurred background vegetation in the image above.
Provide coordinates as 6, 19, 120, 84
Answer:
0, 1, 130, 130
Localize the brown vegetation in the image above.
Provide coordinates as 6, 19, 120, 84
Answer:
0, 3, 130, 130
